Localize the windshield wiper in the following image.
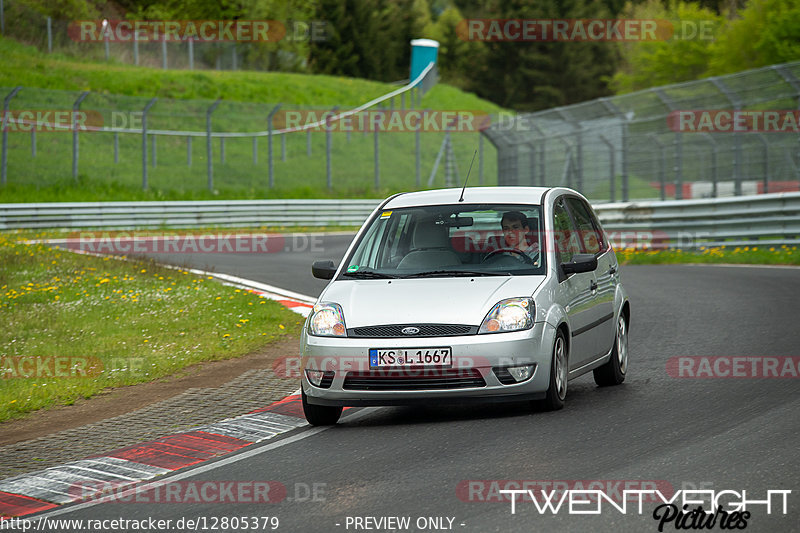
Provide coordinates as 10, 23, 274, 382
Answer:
341, 270, 399, 279
402, 269, 509, 278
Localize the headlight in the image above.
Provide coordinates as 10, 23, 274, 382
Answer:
479, 298, 534, 334
308, 302, 347, 337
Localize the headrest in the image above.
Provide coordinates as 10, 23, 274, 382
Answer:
412, 219, 451, 249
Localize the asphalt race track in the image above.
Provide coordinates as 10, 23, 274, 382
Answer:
43, 235, 800, 532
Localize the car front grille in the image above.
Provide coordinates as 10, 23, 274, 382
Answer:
342, 368, 486, 391
347, 324, 477, 338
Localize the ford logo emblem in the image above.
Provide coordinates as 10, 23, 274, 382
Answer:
401, 327, 420, 335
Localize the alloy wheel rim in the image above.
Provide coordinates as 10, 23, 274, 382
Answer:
554, 336, 567, 400
617, 316, 628, 374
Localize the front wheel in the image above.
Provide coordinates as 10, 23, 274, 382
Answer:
593, 313, 628, 387
302, 389, 342, 426
536, 329, 568, 411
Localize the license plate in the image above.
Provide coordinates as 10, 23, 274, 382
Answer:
369, 348, 452, 368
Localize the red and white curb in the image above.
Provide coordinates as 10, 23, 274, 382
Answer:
0, 394, 308, 518
196, 270, 315, 317
0, 242, 320, 518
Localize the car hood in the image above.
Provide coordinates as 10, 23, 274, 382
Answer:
318, 276, 545, 327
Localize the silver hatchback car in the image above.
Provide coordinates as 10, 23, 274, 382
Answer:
301, 187, 630, 425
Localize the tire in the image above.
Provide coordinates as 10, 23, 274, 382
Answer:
302, 389, 342, 426
536, 329, 568, 411
593, 312, 628, 387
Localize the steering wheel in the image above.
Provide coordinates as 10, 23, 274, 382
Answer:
481, 248, 538, 266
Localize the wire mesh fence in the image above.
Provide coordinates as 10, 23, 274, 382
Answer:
0, 0, 318, 72
0, 70, 498, 197
484, 61, 800, 202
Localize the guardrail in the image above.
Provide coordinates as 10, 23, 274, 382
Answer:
598, 191, 800, 248
0, 199, 382, 229
2, 192, 799, 248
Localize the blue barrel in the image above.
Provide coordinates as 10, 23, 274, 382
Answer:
410, 39, 439, 82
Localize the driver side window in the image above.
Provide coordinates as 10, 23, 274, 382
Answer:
553, 198, 582, 264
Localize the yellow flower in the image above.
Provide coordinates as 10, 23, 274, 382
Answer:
223, 333, 231, 338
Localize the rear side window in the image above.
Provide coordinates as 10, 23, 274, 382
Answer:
566, 197, 607, 254
553, 198, 582, 264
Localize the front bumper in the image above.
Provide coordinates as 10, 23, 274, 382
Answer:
301, 321, 557, 406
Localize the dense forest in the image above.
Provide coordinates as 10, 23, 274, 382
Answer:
14, 0, 800, 111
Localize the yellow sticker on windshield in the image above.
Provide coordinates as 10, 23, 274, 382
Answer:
380, 211, 392, 219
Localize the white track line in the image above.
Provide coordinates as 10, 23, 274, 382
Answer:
30, 408, 377, 519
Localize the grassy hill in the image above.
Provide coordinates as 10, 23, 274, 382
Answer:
0, 38, 504, 202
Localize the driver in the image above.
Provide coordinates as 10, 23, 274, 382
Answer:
500, 211, 539, 258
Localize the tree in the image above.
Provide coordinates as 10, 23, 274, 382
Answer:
707, 0, 800, 75
610, 0, 722, 93
455, 0, 619, 110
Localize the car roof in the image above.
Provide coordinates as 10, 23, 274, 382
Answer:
383, 186, 555, 209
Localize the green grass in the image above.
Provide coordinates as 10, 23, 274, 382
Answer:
0, 37, 503, 203
0, 231, 303, 423
0, 38, 504, 110
617, 244, 800, 265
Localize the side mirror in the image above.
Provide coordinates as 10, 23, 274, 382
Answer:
561, 253, 598, 274
312, 260, 337, 280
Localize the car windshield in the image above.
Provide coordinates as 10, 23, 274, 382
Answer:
342, 203, 545, 278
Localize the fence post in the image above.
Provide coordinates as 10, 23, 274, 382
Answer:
104, 21, 110, 61
710, 78, 742, 195
267, 103, 281, 188
529, 120, 547, 187
188, 36, 194, 70
47, 17, 52, 53
306, 130, 311, 157
206, 99, 221, 191
326, 106, 338, 190
220, 137, 225, 164
415, 125, 421, 187
281, 134, 286, 161
161, 35, 168, 70
599, 134, 615, 202
0, 0, 4, 35
31, 129, 36, 157
648, 133, 667, 201
141, 97, 157, 190
133, 38, 139, 65
673, 132, 684, 200
700, 133, 718, 197
0, 86, 22, 186
373, 110, 380, 189
478, 134, 484, 185
72, 91, 90, 182
187, 136, 192, 166
755, 133, 769, 193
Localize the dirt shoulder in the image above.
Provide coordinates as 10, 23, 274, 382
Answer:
0, 335, 301, 447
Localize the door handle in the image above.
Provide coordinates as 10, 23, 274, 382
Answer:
590, 280, 598, 291
608, 266, 617, 275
